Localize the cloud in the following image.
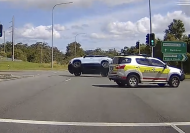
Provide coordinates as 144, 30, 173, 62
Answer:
0, 0, 141, 9
99, 10, 190, 41
9, 24, 65, 40
90, 33, 108, 39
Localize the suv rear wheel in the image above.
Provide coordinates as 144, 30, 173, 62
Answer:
73, 60, 81, 68
101, 61, 109, 68
127, 75, 139, 88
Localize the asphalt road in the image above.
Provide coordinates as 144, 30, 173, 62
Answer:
0, 71, 190, 133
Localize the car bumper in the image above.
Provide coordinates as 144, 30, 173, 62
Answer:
108, 74, 126, 81
180, 73, 185, 81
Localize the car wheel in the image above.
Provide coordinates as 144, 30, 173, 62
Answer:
126, 75, 139, 88
100, 72, 108, 77
169, 76, 180, 87
116, 81, 125, 87
101, 61, 109, 68
158, 83, 166, 87
74, 72, 81, 76
73, 60, 81, 68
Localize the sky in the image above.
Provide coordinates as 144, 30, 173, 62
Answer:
0, 0, 190, 52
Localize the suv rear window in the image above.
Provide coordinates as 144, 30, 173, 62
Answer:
112, 57, 131, 64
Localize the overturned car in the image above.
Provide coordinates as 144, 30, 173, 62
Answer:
68, 55, 112, 77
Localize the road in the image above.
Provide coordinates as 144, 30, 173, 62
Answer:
0, 71, 190, 133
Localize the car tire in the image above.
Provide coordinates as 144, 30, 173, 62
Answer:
126, 75, 139, 88
73, 60, 81, 68
101, 61, 109, 68
74, 72, 81, 76
116, 81, 125, 87
168, 75, 180, 88
100, 72, 108, 77
158, 83, 166, 87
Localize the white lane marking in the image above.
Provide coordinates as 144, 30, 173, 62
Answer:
0, 118, 189, 128
171, 124, 185, 133
65, 78, 71, 82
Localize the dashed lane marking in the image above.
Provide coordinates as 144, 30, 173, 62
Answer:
65, 78, 71, 82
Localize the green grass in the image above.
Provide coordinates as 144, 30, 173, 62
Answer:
0, 61, 67, 71
185, 74, 190, 79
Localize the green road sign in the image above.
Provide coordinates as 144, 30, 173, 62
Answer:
163, 54, 188, 62
161, 41, 187, 54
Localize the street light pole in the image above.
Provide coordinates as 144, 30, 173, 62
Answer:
51, 2, 73, 69
149, 0, 153, 57
3, 31, 5, 53
75, 33, 85, 57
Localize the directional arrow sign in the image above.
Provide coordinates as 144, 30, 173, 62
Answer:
163, 54, 188, 62
161, 41, 187, 54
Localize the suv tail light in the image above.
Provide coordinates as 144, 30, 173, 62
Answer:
116, 65, 125, 69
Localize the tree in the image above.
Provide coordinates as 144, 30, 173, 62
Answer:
164, 19, 185, 41
65, 42, 85, 57
14, 49, 27, 61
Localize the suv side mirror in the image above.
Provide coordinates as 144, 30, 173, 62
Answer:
83, 55, 86, 58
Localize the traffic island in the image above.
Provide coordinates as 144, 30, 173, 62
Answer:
0, 74, 35, 82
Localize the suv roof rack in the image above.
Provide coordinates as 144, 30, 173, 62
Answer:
116, 53, 151, 57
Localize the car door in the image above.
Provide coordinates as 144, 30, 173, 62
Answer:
149, 59, 170, 81
135, 58, 155, 81
82, 55, 93, 64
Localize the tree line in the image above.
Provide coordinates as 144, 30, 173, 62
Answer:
0, 19, 190, 73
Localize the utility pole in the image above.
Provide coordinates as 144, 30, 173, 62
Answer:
41, 44, 42, 64
149, 0, 153, 57
9, 16, 14, 61
3, 31, 5, 53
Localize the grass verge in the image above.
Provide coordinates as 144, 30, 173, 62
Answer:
185, 74, 190, 79
0, 61, 67, 71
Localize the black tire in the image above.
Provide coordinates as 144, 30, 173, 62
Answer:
74, 72, 81, 76
100, 72, 108, 77
73, 60, 81, 68
169, 75, 180, 88
126, 75, 139, 88
158, 83, 166, 87
68, 64, 73, 74
101, 61, 109, 68
116, 81, 125, 87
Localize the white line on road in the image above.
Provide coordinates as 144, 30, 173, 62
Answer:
0, 118, 189, 128
171, 124, 185, 133
65, 78, 71, 81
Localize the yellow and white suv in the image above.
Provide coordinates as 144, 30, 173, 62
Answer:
108, 55, 185, 88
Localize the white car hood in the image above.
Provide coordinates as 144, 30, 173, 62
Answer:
168, 66, 181, 73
